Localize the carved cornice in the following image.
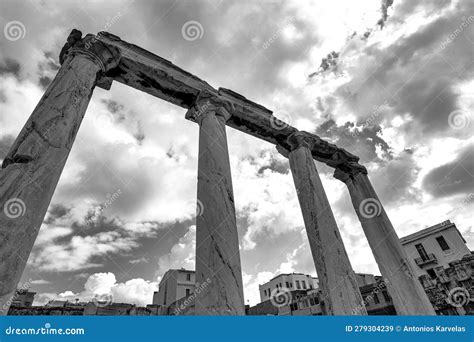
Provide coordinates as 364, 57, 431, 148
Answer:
59, 29, 121, 73
185, 90, 232, 125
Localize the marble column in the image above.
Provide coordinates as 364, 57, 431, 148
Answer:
279, 131, 366, 315
334, 166, 436, 315
0, 30, 120, 315
186, 92, 245, 315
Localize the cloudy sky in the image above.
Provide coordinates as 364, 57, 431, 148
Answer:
0, 0, 472, 307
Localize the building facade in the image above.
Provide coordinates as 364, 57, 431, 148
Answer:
400, 220, 471, 279
259, 273, 319, 302
419, 254, 473, 316
10, 290, 35, 308
152, 269, 196, 306
251, 272, 390, 316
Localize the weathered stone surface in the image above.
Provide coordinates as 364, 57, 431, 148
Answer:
334, 170, 436, 315
285, 131, 366, 315
0, 31, 120, 315
188, 92, 245, 315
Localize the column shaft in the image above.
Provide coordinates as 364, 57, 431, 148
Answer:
0, 32, 120, 315
191, 98, 245, 315
343, 172, 435, 315
289, 145, 366, 315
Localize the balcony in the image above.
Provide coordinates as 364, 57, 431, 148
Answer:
415, 253, 438, 267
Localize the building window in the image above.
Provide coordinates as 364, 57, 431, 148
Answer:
436, 236, 450, 251
185, 289, 191, 296
426, 268, 436, 279
286, 281, 290, 288
302, 281, 306, 289
296, 280, 301, 289
382, 290, 391, 302
373, 293, 380, 304
415, 243, 429, 260
186, 273, 191, 281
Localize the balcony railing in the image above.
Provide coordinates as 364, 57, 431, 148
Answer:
415, 253, 438, 267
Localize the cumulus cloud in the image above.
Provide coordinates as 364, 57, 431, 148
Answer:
33, 272, 158, 307
156, 225, 196, 275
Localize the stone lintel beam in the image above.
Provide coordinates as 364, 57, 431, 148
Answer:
92, 30, 362, 170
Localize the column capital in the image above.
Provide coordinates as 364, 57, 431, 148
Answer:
333, 162, 368, 183
59, 29, 121, 73
185, 90, 232, 125
286, 131, 322, 151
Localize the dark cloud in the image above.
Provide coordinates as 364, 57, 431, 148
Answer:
371, 149, 422, 204
257, 154, 289, 175
131, 0, 319, 99
377, 0, 394, 29
101, 99, 125, 115
44, 204, 71, 224
39, 76, 52, 88
0, 58, 20, 77
37, 51, 60, 89
133, 121, 145, 145
336, 0, 474, 142
315, 119, 392, 165
423, 144, 474, 198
